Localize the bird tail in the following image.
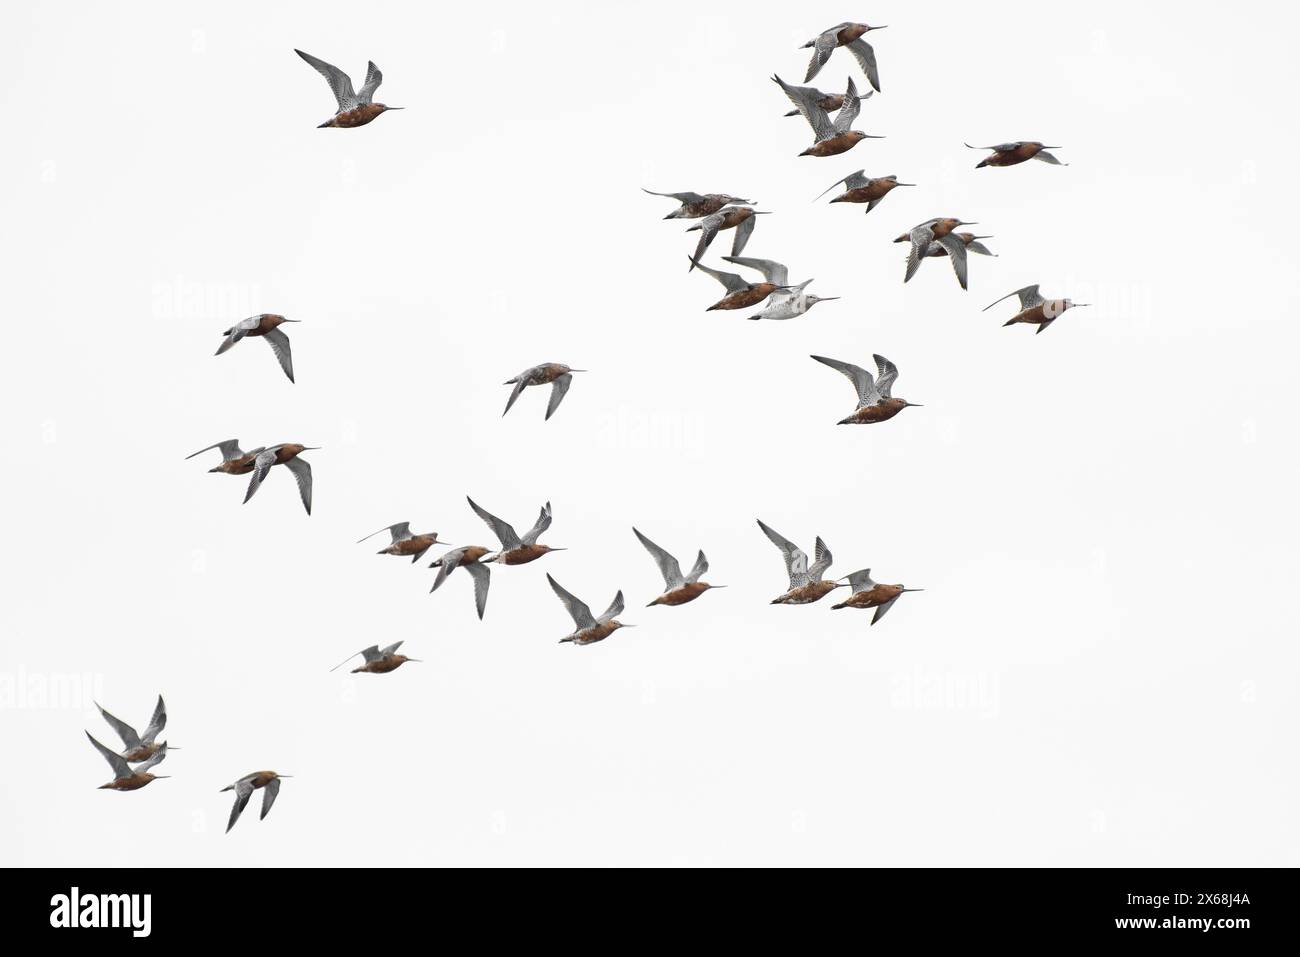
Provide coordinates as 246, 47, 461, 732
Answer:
975, 159, 989, 169
317, 120, 334, 129
1003, 317, 1017, 327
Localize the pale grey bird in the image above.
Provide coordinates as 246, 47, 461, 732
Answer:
901, 218, 978, 289
295, 49, 403, 128
428, 545, 492, 619
87, 732, 170, 791
468, 498, 563, 566
831, 569, 923, 622
329, 641, 420, 674
503, 363, 584, 420
686, 206, 770, 268
633, 527, 724, 607
722, 256, 839, 321
984, 284, 1090, 334
242, 444, 317, 514
356, 523, 450, 563
773, 75, 883, 157
801, 22, 888, 90
186, 439, 266, 476
642, 189, 754, 219
547, 574, 631, 645
757, 520, 842, 605
214, 314, 298, 382
966, 141, 1067, 168
811, 354, 921, 425
95, 695, 172, 763
221, 771, 290, 833
814, 171, 914, 214
783, 84, 872, 117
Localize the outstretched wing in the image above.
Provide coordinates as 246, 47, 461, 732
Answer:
846, 39, 881, 92
378, 641, 404, 658
86, 731, 131, 780
356, 61, 383, 104
643, 188, 705, 204
844, 568, 876, 593
95, 703, 141, 751
872, 597, 900, 625
983, 284, 1043, 313
547, 574, 597, 630
808, 537, 834, 582
757, 519, 810, 588
685, 550, 709, 584
140, 695, 167, 745
295, 49, 358, 111
722, 256, 788, 286
833, 77, 862, 133
905, 223, 937, 283
811, 355, 879, 408
597, 591, 625, 624
186, 439, 243, 461
469, 498, 522, 549
731, 214, 758, 257
803, 30, 838, 83
873, 355, 899, 398
545, 374, 572, 420
262, 328, 295, 383
243, 450, 277, 504
773, 75, 836, 142
936, 232, 969, 290
465, 561, 491, 620
260, 777, 281, 821
692, 259, 750, 294
285, 456, 313, 515
226, 780, 254, 832
633, 528, 685, 590
521, 501, 552, 545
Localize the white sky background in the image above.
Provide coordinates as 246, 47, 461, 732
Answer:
1, 0, 1298, 866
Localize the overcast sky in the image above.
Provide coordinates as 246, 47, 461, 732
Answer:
2, 0, 1297, 866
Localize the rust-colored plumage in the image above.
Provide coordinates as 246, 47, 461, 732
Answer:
772, 580, 842, 605
708, 282, 781, 311
801, 131, 874, 158
649, 582, 713, 607
967, 141, 1066, 168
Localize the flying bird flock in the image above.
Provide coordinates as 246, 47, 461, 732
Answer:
91, 21, 1091, 835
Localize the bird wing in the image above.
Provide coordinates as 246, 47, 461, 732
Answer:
692, 259, 750, 294
808, 537, 834, 582
722, 256, 788, 286
773, 75, 836, 142
905, 223, 937, 283
86, 731, 132, 780
469, 498, 522, 549
548, 575, 597, 630
846, 39, 881, 92
685, 550, 709, 584
502, 378, 529, 416
134, 744, 168, 773
1034, 150, 1066, 165
643, 188, 705, 204
285, 456, 313, 515
814, 169, 866, 201
597, 591, 625, 624
140, 695, 167, 745
295, 49, 358, 111
844, 568, 876, 593
633, 528, 685, 590
833, 77, 862, 133
465, 561, 491, 619
872, 596, 900, 625
873, 354, 900, 398
226, 780, 254, 832
966, 240, 995, 257
243, 450, 277, 504
967, 142, 1021, 153
984, 285, 1043, 313
521, 501, 553, 545
936, 233, 969, 289
186, 439, 242, 461
356, 61, 383, 104
757, 520, 810, 588
358, 644, 383, 662
429, 549, 461, 592
803, 31, 839, 83
260, 777, 281, 821
358, 522, 412, 545
811, 355, 878, 408
545, 375, 572, 420
731, 214, 758, 257
379, 641, 404, 657
262, 328, 295, 383
688, 216, 721, 267
95, 703, 142, 751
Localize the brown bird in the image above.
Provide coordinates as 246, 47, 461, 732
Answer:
357, 523, 451, 563
773, 75, 883, 157
686, 206, 769, 269
920, 232, 996, 260
966, 141, 1066, 168
984, 284, 1089, 334
503, 363, 584, 420
295, 49, 403, 128
330, 641, 420, 674
429, 545, 492, 619
243, 444, 317, 514
633, 527, 725, 607
897, 218, 978, 288
783, 84, 872, 117
87, 732, 169, 791
214, 314, 298, 382
186, 439, 265, 476
95, 695, 173, 764
468, 498, 563, 566
757, 520, 843, 605
692, 258, 788, 311
816, 171, 913, 214
801, 22, 888, 91
811, 354, 921, 425
831, 569, 923, 624
548, 574, 631, 645
221, 771, 290, 833
643, 189, 754, 220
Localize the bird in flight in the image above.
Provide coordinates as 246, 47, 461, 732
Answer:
692, 258, 790, 312
773, 75, 883, 157
548, 575, 632, 645
95, 695, 173, 764
811, 354, 921, 425
186, 439, 265, 475
757, 520, 843, 605
899, 218, 979, 289
502, 363, 584, 420
633, 528, 725, 607
816, 172, 913, 215
429, 545, 493, 619
800, 22, 888, 90
468, 498, 563, 566
221, 771, 290, 833
86, 732, 170, 791
330, 641, 420, 674
357, 523, 452, 564
831, 569, 923, 624
686, 206, 769, 268
243, 444, 317, 514
295, 49, 403, 128
643, 189, 754, 220
966, 141, 1067, 168
214, 314, 298, 383
722, 256, 838, 321
984, 285, 1089, 334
